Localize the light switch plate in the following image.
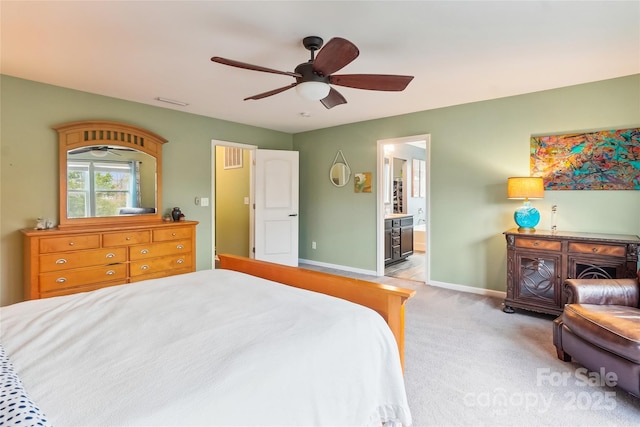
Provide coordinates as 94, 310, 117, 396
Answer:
201, 197, 209, 207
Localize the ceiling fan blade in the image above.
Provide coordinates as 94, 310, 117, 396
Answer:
211, 57, 301, 78
244, 83, 297, 101
313, 37, 359, 76
330, 74, 414, 91
320, 87, 347, 109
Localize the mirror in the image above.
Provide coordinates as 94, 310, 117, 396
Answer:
55, 121, 167, 228
67, 146, 157, 218
329, 150, 351, 187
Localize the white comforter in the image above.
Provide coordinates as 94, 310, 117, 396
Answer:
0, 269, 411, 426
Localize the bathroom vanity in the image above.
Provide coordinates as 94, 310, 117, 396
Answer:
384, 214, 414, 265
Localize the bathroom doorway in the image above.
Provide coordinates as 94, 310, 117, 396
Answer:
376, 135, 430, 283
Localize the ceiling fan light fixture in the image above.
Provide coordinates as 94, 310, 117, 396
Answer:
90, 149, 109, 158
295, 81, 330, 101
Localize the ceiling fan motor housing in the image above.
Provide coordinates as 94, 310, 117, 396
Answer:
294, 62, 329, 84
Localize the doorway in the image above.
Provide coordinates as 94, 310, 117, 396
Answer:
212, 140, 257, 267
211, 141, 300, 268
376, 135, 431, 283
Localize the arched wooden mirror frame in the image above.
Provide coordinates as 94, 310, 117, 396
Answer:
54, 120, 168, 229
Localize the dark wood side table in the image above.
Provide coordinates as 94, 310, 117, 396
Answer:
503, 229, 640, 316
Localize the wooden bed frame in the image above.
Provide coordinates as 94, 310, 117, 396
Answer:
218, 254, 415, 369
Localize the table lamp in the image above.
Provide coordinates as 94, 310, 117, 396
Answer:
507, 176, 544, 233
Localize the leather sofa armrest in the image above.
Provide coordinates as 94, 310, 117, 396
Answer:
563, 278, 639, 306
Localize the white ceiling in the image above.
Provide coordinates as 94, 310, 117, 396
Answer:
2, 1, 638, 134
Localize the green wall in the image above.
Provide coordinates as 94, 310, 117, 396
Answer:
215, 146, 251, 257
2, 74, 639, 306
0, 75, 292, 306
294, 75, 640, 291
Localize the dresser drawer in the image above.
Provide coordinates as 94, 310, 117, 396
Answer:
40, 263, 127, 292
568, 242, 626, 257
129, 240, 191, 260
40, 247, 127, 273
103, 230, 150, 247
130, 253, 192, 277
153, 227, 193, 242
39, 234, 100, 254
515, 238, 562, 251
129, 267, 193, 283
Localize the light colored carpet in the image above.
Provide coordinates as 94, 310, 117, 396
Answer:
403, 282, 640, 427
299, 263, 640, 426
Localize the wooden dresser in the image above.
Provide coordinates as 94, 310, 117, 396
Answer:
504, 229, 640, 316
22, 220, 198, 300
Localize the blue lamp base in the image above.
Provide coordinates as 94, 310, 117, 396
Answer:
514, 201, 540, 233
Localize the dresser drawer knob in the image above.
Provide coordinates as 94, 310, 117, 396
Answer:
106, 270, 115, 275
176, 245, 184, 249
68, 242, 74, 246
533, 241, 539, 247
106, 253, 116, 259
141, 265, 150, 270
126, 236, 131, 241
171, 232, 177, 237
140, 249, 149, 254
176, 258, 184, 264
592, 247, 599, 253
56, 278, 66, 283
55, 259, 67, 264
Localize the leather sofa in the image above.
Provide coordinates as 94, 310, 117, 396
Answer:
553, 270, 640, 397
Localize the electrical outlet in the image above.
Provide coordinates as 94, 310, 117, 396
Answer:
312, 241, 317, 249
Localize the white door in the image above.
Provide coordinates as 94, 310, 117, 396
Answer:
254, 149, 299, 266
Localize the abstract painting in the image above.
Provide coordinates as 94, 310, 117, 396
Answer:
530, 128, 640, 190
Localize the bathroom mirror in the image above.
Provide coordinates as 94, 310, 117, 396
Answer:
55, 120, 167, 228
329, 150, 351, 187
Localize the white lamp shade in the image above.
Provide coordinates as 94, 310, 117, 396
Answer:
295, 81, 331, 101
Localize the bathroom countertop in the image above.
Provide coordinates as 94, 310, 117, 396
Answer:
384, 213, 413, 219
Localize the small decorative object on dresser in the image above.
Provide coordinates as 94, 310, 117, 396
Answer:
503, 229, 640, 315
171, 207, 182, 221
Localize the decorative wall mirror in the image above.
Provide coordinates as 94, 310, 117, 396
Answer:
54, 120, 167, 228
329, 150, 351, 187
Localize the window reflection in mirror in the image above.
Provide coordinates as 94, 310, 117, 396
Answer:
330, 163, 351, 187
67, 146, 157, 218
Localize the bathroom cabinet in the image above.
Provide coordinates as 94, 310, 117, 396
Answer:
385, 215, 414, 266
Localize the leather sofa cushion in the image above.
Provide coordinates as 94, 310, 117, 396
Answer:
563, 304, 640, 364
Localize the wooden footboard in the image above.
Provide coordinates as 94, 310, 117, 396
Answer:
218, 254, 415, 370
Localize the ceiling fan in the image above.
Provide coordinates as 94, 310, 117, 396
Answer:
211, 36, 414, 109
68, 146, 123, 157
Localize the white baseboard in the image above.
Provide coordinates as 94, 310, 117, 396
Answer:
298, 259, 377, 276
428, 280, 506, 299
299, 258, 506, 299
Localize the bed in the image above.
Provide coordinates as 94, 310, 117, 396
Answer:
0, 255, 415, 426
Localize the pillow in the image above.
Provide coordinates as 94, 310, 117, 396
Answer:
0, 344, 51, 426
